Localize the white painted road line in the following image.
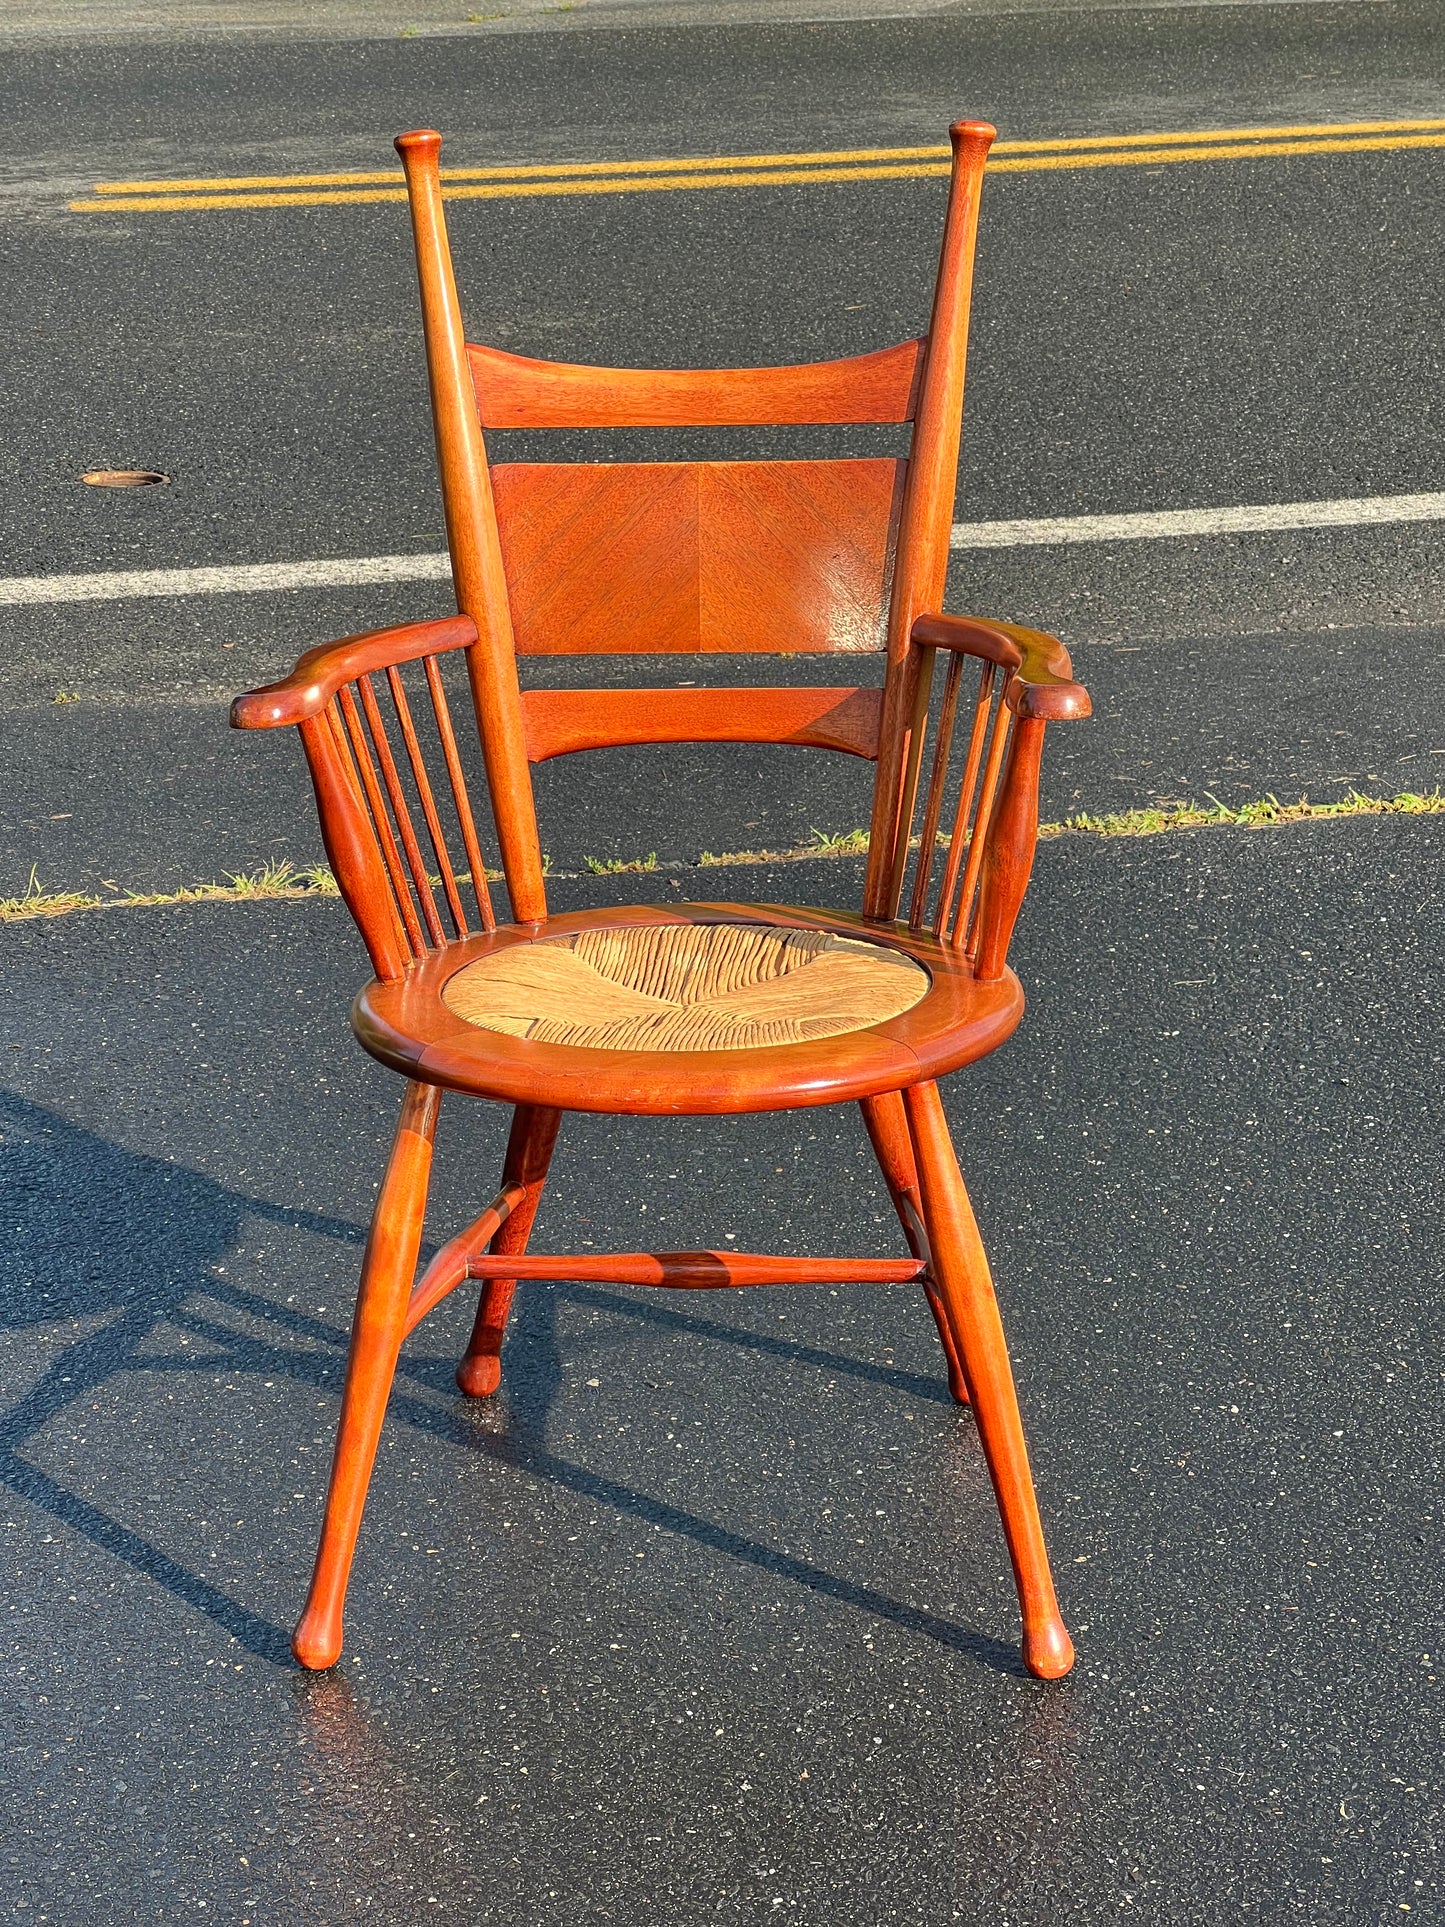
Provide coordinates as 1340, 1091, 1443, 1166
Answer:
949, 490, 1445, 548
2, 491, 1442, 606
0, 551, 453, 607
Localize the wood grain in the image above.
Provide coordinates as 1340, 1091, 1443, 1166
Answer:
463, 1250, 925, 1287
352, 901, 1023, 1115
297, 707, 408, 980
910, 611, 1092, 720
292, 1080, 440, 1670
403, 1182, 525, 1334
903, 1079, 1074, 1679
397, 129, 546, 922
237, 119, 1089, 1680
457, 1103, 562, 1396
859, 1091, 969, 1404
971, 715, 1047, 981
491, 458, 905, 655
230, 613, 476, 730
467, 338, 925, 428
521, 685, 883, 761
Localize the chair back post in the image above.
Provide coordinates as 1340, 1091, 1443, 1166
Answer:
863, 118, 994, 922
395, 130, 548, 924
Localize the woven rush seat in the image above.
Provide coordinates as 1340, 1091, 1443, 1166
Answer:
441, 920, 931, 1052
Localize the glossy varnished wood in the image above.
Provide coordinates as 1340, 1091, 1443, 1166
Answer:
910, 611, 1092, 721
352, 902, 1023, 1115
464, 1251, 925, 1286
865, 121, 996, 917
402, 1183, 524, 1334
231, 115, 1091, 1681
521, 686, 882, 761
397, 130, 546, 923
902, 1081, 1073, 1680
467, 337, 925, 427
491, 459, 905, 656
457, 1103, 561, 1396
292, 1080, 440, 1670
296, 709, 409, 981
229, 614, 477, 730
859, 1091, 969, 1404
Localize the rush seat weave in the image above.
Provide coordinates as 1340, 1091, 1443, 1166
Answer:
442, 921, 930, 1052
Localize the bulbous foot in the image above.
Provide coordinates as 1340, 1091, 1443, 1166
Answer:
456, 1348, 501, 1397
292, 1604, 344, 1671
1022, 1618, 1075, 1680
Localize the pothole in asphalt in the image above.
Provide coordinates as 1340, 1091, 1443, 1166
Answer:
81, 469, 168, 487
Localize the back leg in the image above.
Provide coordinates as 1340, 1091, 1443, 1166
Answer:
293, 1080, 440, 1670
859, 1092, 969, 1403
902, 1080, 1074, 1681
457, 1104, 562, 1396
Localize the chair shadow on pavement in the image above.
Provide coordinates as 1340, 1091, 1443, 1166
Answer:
0, 1087, 1018, 1676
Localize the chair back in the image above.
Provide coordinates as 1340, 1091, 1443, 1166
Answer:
393, 122, 996, 928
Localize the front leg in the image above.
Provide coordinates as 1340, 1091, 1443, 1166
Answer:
293, 1081, 440, 1670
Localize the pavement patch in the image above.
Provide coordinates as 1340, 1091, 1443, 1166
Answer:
2, 818, 1439, 1920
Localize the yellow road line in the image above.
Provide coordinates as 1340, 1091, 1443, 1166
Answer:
87, 144, 955, 193
75, 165, 952, 213
988, 113, 1445, 153
82, 115, 1445, 195
70, 116, 1445, 213
992, 130, 1445, 173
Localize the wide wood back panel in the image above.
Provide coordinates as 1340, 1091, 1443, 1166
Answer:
490, 457, 906, 655
467, 340, 924, 429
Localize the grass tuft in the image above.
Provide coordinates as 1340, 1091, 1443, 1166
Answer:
0, 867, 99, 922
4, 790, 1438, 925
694, 788, 1443, 870
1045, 788, 1445, 839
805, 826, 870, 857
216, 859, 339, 900
583, 851, 660, 875
1, 859, 339, 923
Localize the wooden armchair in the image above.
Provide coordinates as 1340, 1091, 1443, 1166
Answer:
232, 120, 1091, 1679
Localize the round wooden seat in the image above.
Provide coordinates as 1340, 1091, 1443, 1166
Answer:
353, 903, 1024, 1115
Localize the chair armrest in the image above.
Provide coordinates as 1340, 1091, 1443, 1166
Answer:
900, 612, 1090, 980
909, 612, 1091, 721
229, 613, 478, 730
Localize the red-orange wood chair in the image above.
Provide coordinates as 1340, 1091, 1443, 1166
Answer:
232, 120, 1091, 1678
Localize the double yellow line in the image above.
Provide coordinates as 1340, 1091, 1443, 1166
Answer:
70, 116, 1445, 214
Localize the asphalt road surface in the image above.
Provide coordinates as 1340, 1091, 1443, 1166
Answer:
1, 2, 1442, 1922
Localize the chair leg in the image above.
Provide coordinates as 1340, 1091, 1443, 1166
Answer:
902, 1080, 1074, 1681
293, 1080, 440, 1671
859, 1092, 969, 1404
457, 1104, 562, 1397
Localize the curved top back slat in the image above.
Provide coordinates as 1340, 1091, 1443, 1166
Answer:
466, 339, 925, 429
